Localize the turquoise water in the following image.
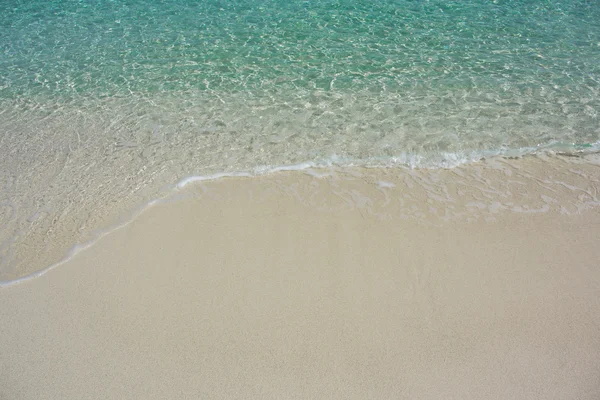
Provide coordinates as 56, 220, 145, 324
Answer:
1, 0, 600, 279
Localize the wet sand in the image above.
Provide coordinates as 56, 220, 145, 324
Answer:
1, 157, 600, 399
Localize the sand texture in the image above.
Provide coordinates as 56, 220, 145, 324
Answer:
1, 156, 600, 399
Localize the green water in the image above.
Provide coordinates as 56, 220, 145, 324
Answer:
2, 0, 600, 98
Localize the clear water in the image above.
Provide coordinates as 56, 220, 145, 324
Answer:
1, 0, 600, 280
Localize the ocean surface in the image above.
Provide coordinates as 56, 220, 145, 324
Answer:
1, 0, 600, 281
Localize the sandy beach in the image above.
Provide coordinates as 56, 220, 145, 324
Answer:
1, 156, 600, 399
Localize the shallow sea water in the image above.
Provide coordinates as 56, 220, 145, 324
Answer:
1, 0, 600, 280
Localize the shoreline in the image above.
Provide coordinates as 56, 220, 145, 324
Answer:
2, 152, 600, 285
1, 155, 600, 399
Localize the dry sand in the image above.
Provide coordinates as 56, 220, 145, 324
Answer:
1, 156, 600, 399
